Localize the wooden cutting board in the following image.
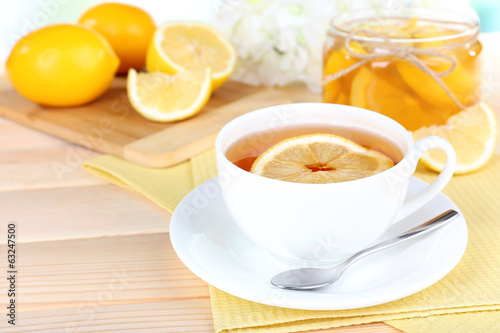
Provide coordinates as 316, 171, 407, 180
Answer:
0, 77, 317, 168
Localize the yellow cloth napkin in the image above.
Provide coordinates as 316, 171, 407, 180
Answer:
82, 155, 194, 212
83, 152, 500, 333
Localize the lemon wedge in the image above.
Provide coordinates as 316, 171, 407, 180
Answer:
412, 102, 498, 174
251, 133, 394, 184
127, 68, 212, 122
146, 21, 237, 91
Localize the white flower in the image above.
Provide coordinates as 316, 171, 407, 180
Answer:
213, 0, 338, 93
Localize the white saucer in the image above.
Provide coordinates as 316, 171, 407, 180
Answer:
170, 177, 468, 310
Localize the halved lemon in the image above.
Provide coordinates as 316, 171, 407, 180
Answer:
146, 21, 237, 91
412, 102, 498, 174
251, 133, 394, 184
127, 68, 212, 122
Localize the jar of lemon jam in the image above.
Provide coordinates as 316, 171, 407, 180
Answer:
322, 8, 482, 131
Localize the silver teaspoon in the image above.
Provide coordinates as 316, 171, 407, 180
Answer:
271, 209, 460, 290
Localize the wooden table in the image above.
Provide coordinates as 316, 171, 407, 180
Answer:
1, 33, 499, 333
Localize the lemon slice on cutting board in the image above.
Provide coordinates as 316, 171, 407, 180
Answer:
251, 133, 394, 184
146, 21, 237, 91
127, 68, 212, 122
412, 102, 498, 174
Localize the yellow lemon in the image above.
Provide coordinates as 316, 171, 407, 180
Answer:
6, 24, 119, 107
412, 102, 498, 174
146, 21, 236, 91
79, 3, 156, 74
127, 68, 212, 122
251, 133, 394, 184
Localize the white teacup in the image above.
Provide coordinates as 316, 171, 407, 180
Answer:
215, 103, 456, 267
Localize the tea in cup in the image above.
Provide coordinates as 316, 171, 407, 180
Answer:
215, 103, 456, 267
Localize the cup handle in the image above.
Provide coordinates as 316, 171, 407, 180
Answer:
394, 136, 456, 222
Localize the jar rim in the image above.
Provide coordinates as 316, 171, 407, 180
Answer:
329, 7, 479, 44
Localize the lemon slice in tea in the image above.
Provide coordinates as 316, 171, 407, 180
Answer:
250, 133, 394, 184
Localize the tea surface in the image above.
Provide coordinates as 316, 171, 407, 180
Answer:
226, 124, 403, 172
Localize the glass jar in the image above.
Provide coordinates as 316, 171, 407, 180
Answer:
322, 7, 482, 131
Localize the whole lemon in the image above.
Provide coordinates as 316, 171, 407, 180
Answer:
6, 24, 119, 107
79, 3, 156, 74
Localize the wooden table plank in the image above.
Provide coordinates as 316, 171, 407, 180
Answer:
0, 233, 209, 314
1, 296, 402, 333
0, 118, 106, 191
2, 299, 215, 333
1, 184, 170, 242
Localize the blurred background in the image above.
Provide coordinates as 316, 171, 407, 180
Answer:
1, 0, 499, 75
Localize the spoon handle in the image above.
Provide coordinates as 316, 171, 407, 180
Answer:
344, 210, 459, 267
